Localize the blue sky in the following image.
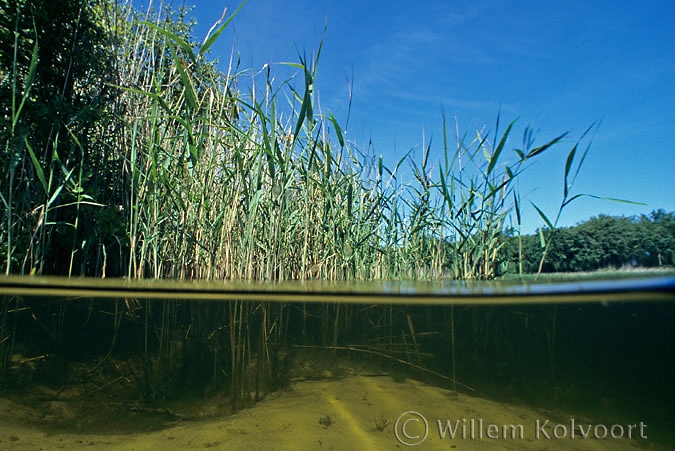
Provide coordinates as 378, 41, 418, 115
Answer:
188, 0, 675, 234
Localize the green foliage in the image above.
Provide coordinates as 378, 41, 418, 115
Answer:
1, 0, 662, 282
499, 210, 675, 274
0, 0, 117, 275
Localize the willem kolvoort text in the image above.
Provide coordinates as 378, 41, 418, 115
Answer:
436, 418, 647, 440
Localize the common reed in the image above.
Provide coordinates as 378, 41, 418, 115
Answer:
0, 0, 609, 408
2, 0, 603, 282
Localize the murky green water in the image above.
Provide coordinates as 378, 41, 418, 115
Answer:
0, 274, 673, 449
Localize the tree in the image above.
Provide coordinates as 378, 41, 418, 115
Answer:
1, 0, 116, 275
497, 210, 675, 275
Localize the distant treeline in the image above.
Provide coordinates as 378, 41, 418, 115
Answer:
497, 210, 675, 274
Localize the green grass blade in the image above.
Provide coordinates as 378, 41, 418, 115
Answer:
524, 132, 568, 160
24, 138, 47, 194
487, 119, 516, 176
563, 143, 578, 198
438, 167, 452, 207
513, 148, 525, 160
562, 193, 647, 208
47, 167, 75, 208
530, 201, 554, 230
538, 228, 546, 248
513, 192, 521, 226
199, 0, 249, 58
281, 62, 305, 70
142, 21, 196, 64
170, 45, 198, 111
599, 196, 646, 205
570, 134, 593, 187
14, 25, 39, 125
327, 111, 344, 147
292, 77, 311, 140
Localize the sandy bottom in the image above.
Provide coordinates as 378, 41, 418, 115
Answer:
0, 374, 664, 451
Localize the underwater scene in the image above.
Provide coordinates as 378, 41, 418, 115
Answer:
0, 275, 673, 450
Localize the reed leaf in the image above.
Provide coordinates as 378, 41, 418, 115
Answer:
23, 139, 48, 194
327, 111, 344, 148
141, 20, 196, 64
530, 201, 554, 231
487, 119, 516, 176
170, 44, 198, 111
523, 132, 569, 160
199, 0, 249, 57
13, 24, 39, 126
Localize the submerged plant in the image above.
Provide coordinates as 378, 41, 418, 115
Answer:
373, 414, 389, 432
319, 414, 334, 428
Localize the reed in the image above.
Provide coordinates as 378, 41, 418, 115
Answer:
2, 0, 592, 283
0, 0, 606, 407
